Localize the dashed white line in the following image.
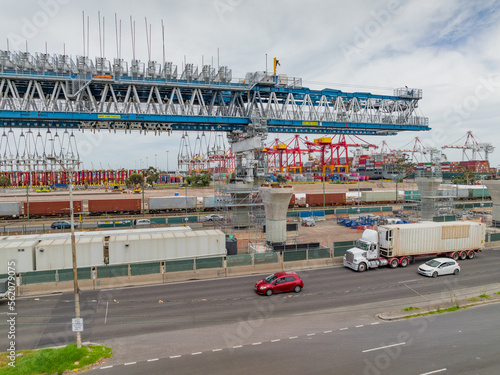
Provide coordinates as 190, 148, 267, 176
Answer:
170, 355, 181, 359
307, 333, 316, 336
124, 362, 136, 366
419, 369, 447, 375
147, 358, 159, 362
362, 342, 406, 353
252, 342, 262, 345
233, 345, 242, 349
212, 349, 222, 352
323, 330, 332, 334
271, 339, 281, 342
289, 336, 298, 339
340, 328, 348, 331
191, 352, 202, 355
100, 365, 113, 369
104, 301, 109, 324
371, 322, 380, 325
355, 325, 364, 328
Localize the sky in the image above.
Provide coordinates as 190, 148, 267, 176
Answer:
1, 0, 500, 171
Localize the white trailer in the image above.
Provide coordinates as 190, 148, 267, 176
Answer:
344, 221, 486, 272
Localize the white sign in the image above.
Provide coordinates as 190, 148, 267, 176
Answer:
72, 318, 83, 332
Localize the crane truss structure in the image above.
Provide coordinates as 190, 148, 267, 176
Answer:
0, 51, 429, 136
442, 131, 494, 162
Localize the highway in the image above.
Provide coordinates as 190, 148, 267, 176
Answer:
1, 250, 499, 373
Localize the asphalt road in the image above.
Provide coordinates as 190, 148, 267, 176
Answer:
96, 303, 500, 375
2, 250, 499, 352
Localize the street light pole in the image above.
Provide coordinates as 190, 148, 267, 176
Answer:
49, 157, 81, 348
166, 150, 169, 174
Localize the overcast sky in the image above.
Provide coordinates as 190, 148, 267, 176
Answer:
1, 0, 500, 171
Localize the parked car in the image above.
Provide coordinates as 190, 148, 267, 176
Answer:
301, 217, 316, 227
134, 219, 151, 226
204, 214, 224, 221
418, 258, 460, 278
51, 220, 78, 229
254, 271, 304, 296
36, 187, 52, 193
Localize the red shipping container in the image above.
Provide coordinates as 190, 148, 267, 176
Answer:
306, 192, 346, 206
88, 199, 141, 213
289, 194, 296, 207
24, 200, 82, 216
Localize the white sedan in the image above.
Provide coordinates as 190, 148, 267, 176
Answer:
418, 258, 460, 278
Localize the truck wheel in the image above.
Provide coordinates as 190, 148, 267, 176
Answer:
400, 258, 409, 267
389, 259, 399, 268
432, 271, 438, 278
452, 252, 459, 261
358, 263, 367, 272
467, 251, 475, 259
459, 251, 467, 260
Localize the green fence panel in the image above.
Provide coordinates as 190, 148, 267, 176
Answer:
97, 265, 128, 278
97, 220, 132, 228
444, 216, 456, 222
335, 208, 348, 214
21, 270, 57, 285
283, 250, 307, 262
0, 274, 7, 280
226, 254, 253, 268
334, 240, 356, 247
433, 216, 445, 222
308, 248, 331, 260
58, 268, 92, 282
165, 259, 194, 272
167, 216, 198, 224
130, 262, 161, 276
382, 206, 393, 212
324, 209, 336, 215
196, 257, 223, 269
490, 233, 500, 242
254, 252, 279, 265
150, 218, 166, 225
287, 211, 299, 217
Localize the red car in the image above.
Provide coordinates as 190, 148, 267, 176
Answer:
254, 271, 304, 296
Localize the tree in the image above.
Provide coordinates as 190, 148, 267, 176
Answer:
393, 154, 415, 202
0, 175, 10, 187
186, 171, 212, 187
128, 173, 144, 186
276, 174, 287, 184
451, 167, 476, 185
144, 167, 160, 186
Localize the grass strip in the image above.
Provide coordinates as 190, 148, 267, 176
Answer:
0, 344, 112, 375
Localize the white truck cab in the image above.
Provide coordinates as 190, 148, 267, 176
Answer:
343, 229, 388, 271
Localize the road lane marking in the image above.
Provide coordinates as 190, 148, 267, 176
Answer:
252, 342, 262, 345
362, 342, 406, 353
100, 366, 113, 369
289, 336, 298, 339
398, 279, 421, 283
420, 369, 447, 375
323, 330, 332, 333
104, 301, 109, 324
271, 339, 281, 342
124, 362, 136, 365
147, 359, 159, 362
212, 349, 222, 352
371, 322, 380, 325
233, 345, 242, 349
191, 352, 202, 355
355, 325, 364, 328
170, 355, 181, 359
307, 333, 316, 336
340, 328, 348, 331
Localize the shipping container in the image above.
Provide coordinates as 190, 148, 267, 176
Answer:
88, 199, 141, 213
305, 192, 346, 206
379, 221, 485, 257
24, 200, 82, 216
149, 196, 197, 211
0, 201, 22, 217
362, 191, 398, 203
0, 239, 37, 273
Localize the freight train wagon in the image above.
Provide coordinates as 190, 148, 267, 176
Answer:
0, 202, 22, 218
88, 199, 141, 214
149, 196, 197, 213
304, 193, 346, 207
24, 201, 82, 216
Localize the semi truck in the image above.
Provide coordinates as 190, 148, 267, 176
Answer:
343, 221, 486, 272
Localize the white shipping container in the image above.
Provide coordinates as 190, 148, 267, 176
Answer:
35, 237, 104, 270
0, 202, 22, 217
149, 196, 197, 210
0, 240, 37, 273
378, 221, 485, 257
